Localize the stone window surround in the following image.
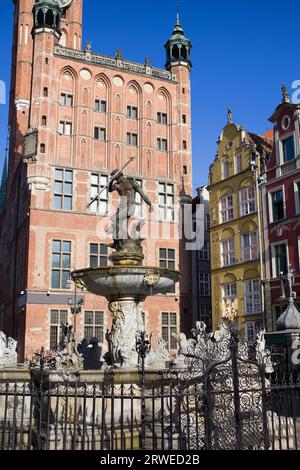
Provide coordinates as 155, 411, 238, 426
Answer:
271, 239, 289, 279
268, 185, 286, 224
244, 278, 262, 315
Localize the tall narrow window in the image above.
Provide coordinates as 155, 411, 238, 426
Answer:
222, 159, 230, 179
90, 174, 109, 215
235, 154, 242, 174
271, 190, 284, 222
54, 169, 73, 210
182, 114, 187, 124
95, 99, 107, 113
244, 279, 262, 314
84, 311, 104, 343
50, 310, 68, 350
157, 112, 168, 124
221, 238, 235, 266
199, 241, 210, 261
220, 195, 234, 223
43, 87, 48, 97
282, 136, 295, 162
161, 312, 178, 351
245, 321, 258, 343
240, 186, 256, 216
242, 232, 257, 262
159, 182, 174, 221
94, 127, 106, 141
199, 273, 210, 296
42, 115, 47, 126
273, 243, 288, 277
89, 243, 108, 268
51, 240, 71, 290
160, 249, 175, 293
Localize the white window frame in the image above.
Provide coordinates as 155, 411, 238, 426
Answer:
199, 241, 210, 261
95, 99, 107, 113
244, 321, 257, 343
268, 186, 286, 223
58, 121, 72, 136
244, 279, 262, 315
294, 180, 300, 216
222, 282, 237, 303
241, 231, 258, 262
221, 237, 235, 267
271, 240, 289, 279
90, 173, 109, 215
158, 182, 174, 222
219, 194, 234, 224
239, 185, 256, 217
280, 133, 296, 163
94, 127, 106, 141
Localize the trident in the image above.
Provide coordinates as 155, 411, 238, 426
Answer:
87, 157, 135, 209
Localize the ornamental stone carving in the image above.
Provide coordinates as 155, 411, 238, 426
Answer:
0, 331, 18, 367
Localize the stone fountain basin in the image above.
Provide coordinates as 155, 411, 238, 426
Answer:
71, 266, 181, 300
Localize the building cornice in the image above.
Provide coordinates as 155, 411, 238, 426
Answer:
54, 46, 177, 83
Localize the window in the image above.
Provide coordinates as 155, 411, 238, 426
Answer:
183, 165, 187, 175
157, 138, 168, 151
295, 182, 300, 215
160, 249, 175, 293
242, 232, 257, 262
127, 132, 138, 146
221, 238, 235, 266
199, 273, 210, 297
84, 311, 104, 343
54, 169, 73, 210
245, 321, 258, 343
159, 182, 174, 221
90, 243, 108, 268
271, 189, 284, 222
240, 186, 256, 216
94, 127, 106, 141
199, 241, 210, 260
205, 214, 211, 231
183, 140, 187, 150
95, 99, 107, 113
40, 143, 46, 154
199, 306, 212, 328
50, 310, 68, 350
235, 154, 242, 174
272, 243, 288, 277
134, 179, 143, 218
245, 279, 262, 314
222, 159, 230, 179
51, 240, 71, 290
43, 87, 48, 97
222, 283, 237, 303
161, 312, 177, 351
282, 136, 295, 162
182, 114, 187, 124
59, 121, 72, 135
157, 112, 168, 125
90, 174, 109, 215
42, 115, 47, 126
220, 195, 234, 223
127, 105, 138, 119
60, 93, 73, 107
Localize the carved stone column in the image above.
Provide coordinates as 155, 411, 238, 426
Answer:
108, 299, 144, 368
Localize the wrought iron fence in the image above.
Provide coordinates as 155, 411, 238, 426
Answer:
0, 324, 300, 451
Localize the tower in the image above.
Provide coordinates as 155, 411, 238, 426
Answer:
165, 16, 193, 331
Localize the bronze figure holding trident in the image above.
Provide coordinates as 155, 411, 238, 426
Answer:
87, 158, 153, 258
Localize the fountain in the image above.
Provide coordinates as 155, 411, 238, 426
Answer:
72, 162, 181, 368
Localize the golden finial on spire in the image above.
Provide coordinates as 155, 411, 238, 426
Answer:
227, 107, 233, 123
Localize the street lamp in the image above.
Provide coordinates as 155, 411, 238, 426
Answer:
250, 148, 267, 329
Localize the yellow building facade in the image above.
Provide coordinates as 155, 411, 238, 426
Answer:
208, 121, 272, 340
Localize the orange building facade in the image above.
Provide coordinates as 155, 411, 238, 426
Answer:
0, 0, 193, 360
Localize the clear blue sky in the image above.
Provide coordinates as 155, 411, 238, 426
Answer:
1, 0, 300, 192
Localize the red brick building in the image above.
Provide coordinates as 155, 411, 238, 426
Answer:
262, 87, 300, 330
0, 0, 193, 360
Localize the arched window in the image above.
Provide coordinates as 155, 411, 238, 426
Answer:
173, 45, 179, 60
45, 10, 54, 27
